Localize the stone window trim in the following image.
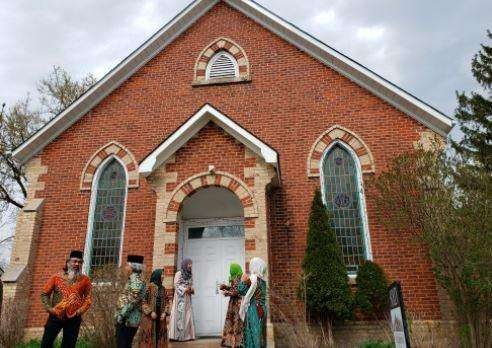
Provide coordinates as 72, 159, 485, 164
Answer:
192, 37, 251, 86
80, 141, 139, 191
82, 155, 128, 274
164, 171, 259, 223
307, 125, 376, 177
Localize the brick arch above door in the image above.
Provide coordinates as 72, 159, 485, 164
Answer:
164, 171, 259, 223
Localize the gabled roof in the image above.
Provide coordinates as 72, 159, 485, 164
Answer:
139, 104, 279, 176
12, 0, 454, 165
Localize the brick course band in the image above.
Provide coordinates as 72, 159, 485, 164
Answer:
193, 37, 251, 83
80, 141, 139, 190
307, 125, 376, 177
164, 171, 259, 222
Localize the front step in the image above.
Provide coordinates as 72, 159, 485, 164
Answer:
169, 338, 221, 347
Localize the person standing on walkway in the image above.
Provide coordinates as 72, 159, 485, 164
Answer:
115, 254, 146, 348
140, 268, 170, 348
219, 262, 244, 348
40, 250, 92, 348
238, 257, 268, 348
168, 258, 195, 342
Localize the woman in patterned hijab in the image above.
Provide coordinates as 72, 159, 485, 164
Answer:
168, 258, 195, 341
180, 258, 193, 281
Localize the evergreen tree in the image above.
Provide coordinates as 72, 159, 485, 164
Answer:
452, 30, 492, 176
355, 261, 389, 318
300, 189, 352, 340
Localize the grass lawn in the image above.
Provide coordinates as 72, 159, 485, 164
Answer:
16, 339, 91, 348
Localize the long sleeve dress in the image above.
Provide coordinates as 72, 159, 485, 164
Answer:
238, 278, 267, 348
221, 278, 243, 347
168, 271, 195, 341
139, 283, 170, 348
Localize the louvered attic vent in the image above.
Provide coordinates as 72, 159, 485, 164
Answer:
206, 52, 239, 79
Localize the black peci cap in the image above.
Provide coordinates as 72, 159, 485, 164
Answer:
69, 250, 84, 259
127, 254, 144, 264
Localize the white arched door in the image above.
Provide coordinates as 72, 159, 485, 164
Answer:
180, 218, 245, 337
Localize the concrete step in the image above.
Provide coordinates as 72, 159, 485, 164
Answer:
169, 338, 222, 347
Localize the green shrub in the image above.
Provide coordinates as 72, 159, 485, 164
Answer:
300, 189, 353, 333
359, 340, 395, 348
355, 261, 389, 317
16, 339, 91, 348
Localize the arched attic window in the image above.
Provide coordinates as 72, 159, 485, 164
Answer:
84, 157, 127, 274
321, 143, 371, 274
206, 51, 239, 80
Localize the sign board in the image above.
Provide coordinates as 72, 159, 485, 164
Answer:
389, 281, 410, 348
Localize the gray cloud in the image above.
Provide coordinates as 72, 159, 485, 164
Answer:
1, 0, 489, 119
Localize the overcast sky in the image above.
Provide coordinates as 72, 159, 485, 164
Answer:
1, 0, 490, 115
0, 1, 490, 260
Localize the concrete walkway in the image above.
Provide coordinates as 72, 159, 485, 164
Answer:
169, 338, 222, 347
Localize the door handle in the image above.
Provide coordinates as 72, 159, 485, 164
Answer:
216, 280, 219, 295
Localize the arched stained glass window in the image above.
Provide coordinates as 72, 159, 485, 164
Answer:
322, 144, 367, 273
88, 158, 126, 272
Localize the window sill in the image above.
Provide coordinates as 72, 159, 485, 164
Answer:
192, 76, 251, 87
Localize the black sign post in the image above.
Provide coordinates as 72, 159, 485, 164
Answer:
389, 281, 411, 348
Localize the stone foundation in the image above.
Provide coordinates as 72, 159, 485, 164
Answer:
274, 320, 459, 347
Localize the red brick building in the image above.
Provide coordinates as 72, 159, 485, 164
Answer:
4, 0, 453, 341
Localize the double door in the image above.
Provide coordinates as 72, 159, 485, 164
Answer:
181, 219, 245, 336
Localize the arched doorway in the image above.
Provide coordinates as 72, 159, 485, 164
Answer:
178, 186, 245, 337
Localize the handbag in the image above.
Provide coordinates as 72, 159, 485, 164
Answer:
256, 303, 264, 320
254, 283, 265, 320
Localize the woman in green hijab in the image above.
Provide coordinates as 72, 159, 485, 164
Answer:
219, 263, 244, 347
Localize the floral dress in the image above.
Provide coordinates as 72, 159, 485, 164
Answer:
140, 283, 169, 348
238, 278, 267, 348
221, 278, 243, 347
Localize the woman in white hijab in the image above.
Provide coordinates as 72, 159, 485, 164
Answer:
238, 257, 267, 348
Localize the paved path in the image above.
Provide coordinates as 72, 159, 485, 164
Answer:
169, 338, 222, 347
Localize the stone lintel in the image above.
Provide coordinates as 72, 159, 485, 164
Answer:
2, 264, 26, 283
23, 198, 45, 212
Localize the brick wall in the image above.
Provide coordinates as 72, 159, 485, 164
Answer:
24, 1, 441, 327
168, 122, 247, 183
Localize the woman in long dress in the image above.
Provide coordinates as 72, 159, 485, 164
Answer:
168, 258, 195, 342
140, 269, 169, 348
238, 257, 267, 348
219, 263, 244, 347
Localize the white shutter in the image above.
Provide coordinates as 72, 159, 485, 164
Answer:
207, 52, 239, 79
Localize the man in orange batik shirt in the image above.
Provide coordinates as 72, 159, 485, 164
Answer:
40, 250, 92, 348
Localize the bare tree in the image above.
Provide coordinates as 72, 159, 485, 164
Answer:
38, 65, 96, 117
0, 67, 96, 268
0, 98, 43, 210
0, 66, 96, 213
